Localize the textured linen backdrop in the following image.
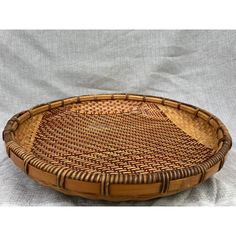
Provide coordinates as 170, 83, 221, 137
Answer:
0, 30, 235, 206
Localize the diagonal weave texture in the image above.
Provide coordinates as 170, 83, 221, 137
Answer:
24, 100, 214, 177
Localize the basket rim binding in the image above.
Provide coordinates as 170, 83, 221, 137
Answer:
2, 93, 232, 195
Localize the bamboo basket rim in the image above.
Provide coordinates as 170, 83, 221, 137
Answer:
2, 93, 232, 199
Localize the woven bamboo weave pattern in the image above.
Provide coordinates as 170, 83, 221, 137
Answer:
158, 105, 218, 149
3, 94, 232, 201
15, 114, 43, 152
26, 100, 214, 177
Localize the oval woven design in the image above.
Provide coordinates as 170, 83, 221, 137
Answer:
3, 94, 232, 201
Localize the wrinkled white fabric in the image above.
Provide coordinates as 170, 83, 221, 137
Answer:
0, 30, 235, 206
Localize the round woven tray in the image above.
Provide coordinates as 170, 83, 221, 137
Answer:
3, 94, 232, 201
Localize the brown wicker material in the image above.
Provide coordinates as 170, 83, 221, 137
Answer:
2, 94, 232, 201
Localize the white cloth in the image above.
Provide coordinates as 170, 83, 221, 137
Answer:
0, 30, 235, 205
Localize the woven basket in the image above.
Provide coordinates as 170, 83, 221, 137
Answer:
3, 94, 232, 201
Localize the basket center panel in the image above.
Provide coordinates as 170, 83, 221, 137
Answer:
17, 99, 215, 176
